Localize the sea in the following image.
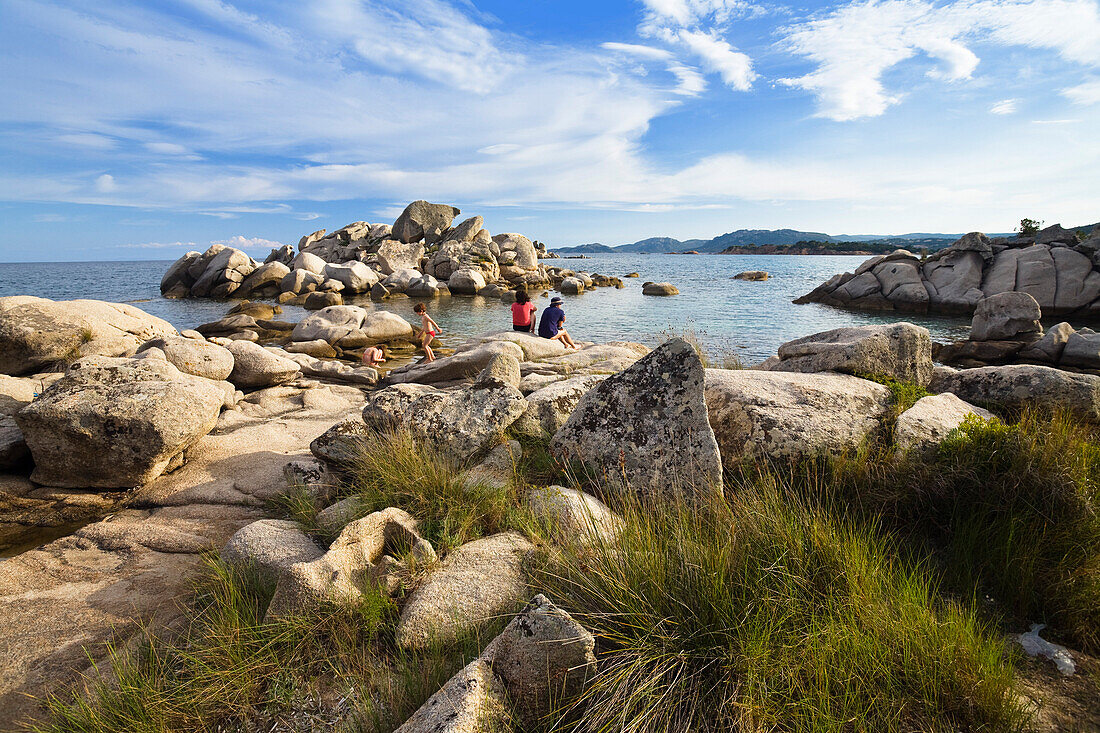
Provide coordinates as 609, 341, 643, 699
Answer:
0, 255, 975, 365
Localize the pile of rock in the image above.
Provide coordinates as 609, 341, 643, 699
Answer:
934, 292, 1100, 373
796, 223, 1100, 316
161, 201, 614, 306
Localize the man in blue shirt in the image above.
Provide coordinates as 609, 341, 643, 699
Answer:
537, 296, 578, 349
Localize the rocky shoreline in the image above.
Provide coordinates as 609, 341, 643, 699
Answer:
796, 223, 1100, 317
3, 250, 1100, 728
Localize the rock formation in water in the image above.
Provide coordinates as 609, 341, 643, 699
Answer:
160, 201, 621, 306
795, 223, 1100, 317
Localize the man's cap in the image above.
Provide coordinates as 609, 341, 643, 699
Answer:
550, 296, 564, 305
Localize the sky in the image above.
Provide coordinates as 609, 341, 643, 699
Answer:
0, 0, 1098, 261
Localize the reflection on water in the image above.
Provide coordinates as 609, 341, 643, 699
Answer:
0, 255, 979, 364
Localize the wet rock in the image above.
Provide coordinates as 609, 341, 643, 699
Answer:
642, 281, 679, 296
551, 339, 722, 497
733, 270, 768, 281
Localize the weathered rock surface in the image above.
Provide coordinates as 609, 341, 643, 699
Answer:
769, 322, 933, 385
386, 340, 525, 385
393, 658, 509, 733
310, 418, 372, 469
527, 485, 621, 544
397, 532, 534, 649
930, 364, 1100, 420
220, 519, 324, 585
970, 292, 1043, 341
361, 384, 444, 430
226, 340, 301, 388
485, 594, 596, 724
705, 369, 891, 464
267, 507, 436, 618
551, 339, 722, 496
138, 335, 235, 381
404, 383, 528, 463
392, 201, 461, 245
797, 226, 1100, 317
15, 356, 224, 488
510, 374, 606, 438
0, 297, 176, 376
895, 393, 994, 455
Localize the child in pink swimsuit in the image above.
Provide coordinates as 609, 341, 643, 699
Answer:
414, 303, 441, 362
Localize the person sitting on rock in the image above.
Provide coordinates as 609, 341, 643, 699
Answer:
538, 296, 577, 349
511, 289, 537, 333
414, 303, 441, 362
362, 345, 386, 367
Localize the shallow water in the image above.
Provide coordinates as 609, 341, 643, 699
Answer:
0, 255, 976, 364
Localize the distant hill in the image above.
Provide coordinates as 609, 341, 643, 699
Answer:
556, 228, 843, 254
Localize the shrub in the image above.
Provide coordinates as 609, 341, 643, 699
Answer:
541, 484, 1025, 732
1017, 218, 1043, 237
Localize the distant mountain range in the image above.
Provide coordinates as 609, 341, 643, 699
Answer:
554, 228, 999, 254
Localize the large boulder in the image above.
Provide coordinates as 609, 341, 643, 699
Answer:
769, 323, 933, 386
1054, 328, 1100, 369
375, 240, 425, 276
526, 485, 621, 545
970, 292, 1043, 341
930, 364, 1100, 421
291, 251, 327, 275
291, 305, 366, 343
705, 369, 891, 464
236, 261, 290, 298
0, 297, 176, 376
895, 393, 994, 455
392, 201, 460, 244
448, 268, 487, 295
226, 341, 301, 388
396, 532, 534, 649
551, 339, 722, 497
404, 383, 528, 463
362, 384, 444, 431
1013, 245, 1057, 310
492, 233, 538, 269
322, 262, 378, 293
1019, 321, 1075, 363
450, 216, 484, 243
137, 335, 234, 381
14, 356, 224, 488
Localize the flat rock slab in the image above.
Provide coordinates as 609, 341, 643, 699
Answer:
930, 364, 1100, 421
551, 338, 722, 497
705, 369, 891, 464
771, 322, 934, 386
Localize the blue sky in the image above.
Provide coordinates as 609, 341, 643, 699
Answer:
1, 0, 1098, 261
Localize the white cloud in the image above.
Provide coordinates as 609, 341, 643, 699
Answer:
780, 0, 1100, 121
1064, 78, 1100, 105
212, 235, 284, 249
600, 42, 673, 60
668, 64, 708, 94
991, 98, 1018, 114
56, 133, 116, 149
145, 142, 190, 155
678, 30, 755, 90
94, 173, 117, 193
640, 0, 757, 28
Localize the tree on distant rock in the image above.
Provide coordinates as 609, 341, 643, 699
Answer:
1017, 218, 1043, 237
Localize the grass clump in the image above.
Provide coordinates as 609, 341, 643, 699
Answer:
857, 372, 932, 413
35, 555, 401, 733
786, 408, 1100, 653
542, 484, 1026, 733
343, 429, 529, 554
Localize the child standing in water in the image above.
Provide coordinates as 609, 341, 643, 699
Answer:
414, 303, 441, 362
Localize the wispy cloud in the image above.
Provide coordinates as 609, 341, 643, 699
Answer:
118, 241, 199, 249
212, 235, 284, 249
991, 98, 1018, 114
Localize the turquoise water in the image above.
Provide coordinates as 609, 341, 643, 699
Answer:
0, 255, 974, 364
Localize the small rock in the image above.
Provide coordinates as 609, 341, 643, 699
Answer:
221, 519, 324, 585
641, 282, 679, 296
895, 393, 994, 455
393, 658, 508, 733
732, 271, 768, 281
527, 485, 621, 544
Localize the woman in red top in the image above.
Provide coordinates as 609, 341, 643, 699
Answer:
511, 290, 537, 333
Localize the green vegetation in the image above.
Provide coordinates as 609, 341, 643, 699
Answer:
544, 485, 1025, 732
1017, 218, 1043, 237
36, 407, 1100, 732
